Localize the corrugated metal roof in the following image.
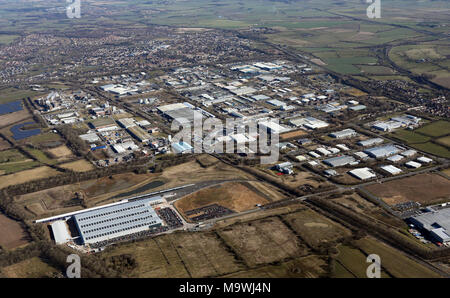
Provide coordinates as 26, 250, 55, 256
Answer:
74, 197, 163, 244
51, 221, 71, 244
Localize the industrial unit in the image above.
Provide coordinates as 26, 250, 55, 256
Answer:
323, 155, 356, 168
329, 128, 358, 139
410, 208, 450, 244
364, 144, 401, 159
348, 168, 377, 180
74, 197, 163, 245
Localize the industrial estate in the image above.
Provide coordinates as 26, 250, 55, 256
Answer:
0, 0, 449, 279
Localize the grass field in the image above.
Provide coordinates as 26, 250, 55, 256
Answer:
24, 147, 57, 165
59, 159, 95, 172
390, 129, 431, 144
416, 120, 450, 137
355, 237, 441, 278
0, 257, 58, 278
282, 208, 351, 249
334, 244, 390, 278
365, 173, 450, 206
389, 44, 450, 88
0, 166, 59, 189
0, 160, 40, 175
0, 213, 30, 250
410, 142, 450, 159
0, 149, 26, 163
25, 132, 63, 147
0, 88, 42, 105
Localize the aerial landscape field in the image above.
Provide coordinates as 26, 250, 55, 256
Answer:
0, 0, 448, 284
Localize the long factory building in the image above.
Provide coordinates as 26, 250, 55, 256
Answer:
74, 197, 163, 244
38, 196, 165, 245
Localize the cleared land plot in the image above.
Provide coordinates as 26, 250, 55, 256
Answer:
436, 136, 450, 147
59, 159, 94, 172
0, 257, 58, 278
0, 109, 31, 127
0, 213, 29, 250
102, 235, 189, 278
246, 181, 286, 201
224, 255, 328, 278
167, 232, 245, 277
102, 231, 243, 278
280, 129, 308, 140
416, 120, 450, 137
175, 182, 270, 218
47, 145, 74, 159
80, 172, 156, 199
261, 168, 326, 188
331, 193, 405, 228
218, 217, 308, 267
158, 159, 255, 190
283, 208, 351, 249
0, 166, 59, 189
16, 184, 81, 218
365, 173, 450, 206
355, 237, 441, 278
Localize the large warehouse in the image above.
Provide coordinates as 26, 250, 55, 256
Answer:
323, 155, 356, 168
410, 208, 450, 244
74, 197, 163, 245
364, 144, 401, 159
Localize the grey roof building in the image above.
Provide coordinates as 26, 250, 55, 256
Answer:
410, 208, 450, 243
357, 138, 384, 147
364, 144, 401, 158
323, 155, 356, 167
329, 128, 358, 139
74, 197, 163, 244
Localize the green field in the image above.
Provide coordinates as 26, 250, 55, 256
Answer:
390, 129, 431, 144
416, 121, 450, 137
355, 238, 441, 278
24, 147, 57, 165
335, 244, 390, 278
0, 149, 41, 175
25, 132, 62, 146
410, 142, 450, 159
0, 88, 42, 104
0, 160, 40, 175
0, 34, 20, 45
0, 149, 26, 163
